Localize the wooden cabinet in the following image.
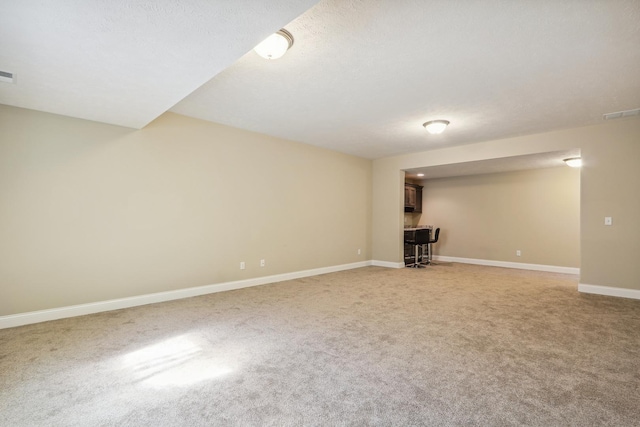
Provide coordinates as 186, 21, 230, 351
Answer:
405, 185, 416, 210
404, 183, 423, 213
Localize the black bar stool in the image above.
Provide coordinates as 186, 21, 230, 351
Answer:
406, 228, 431, 268
427, 228, 440, 264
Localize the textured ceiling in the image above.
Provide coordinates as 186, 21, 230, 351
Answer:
1, 0, 639, 161
172, 0, 640, 159
404, 149, 581, 180
0, 0, 319, 128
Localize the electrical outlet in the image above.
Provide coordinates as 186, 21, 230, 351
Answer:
357, 249, 361, 255
516, 250, 521, 257
260, 259, 265, 267
240, 261, 245, 270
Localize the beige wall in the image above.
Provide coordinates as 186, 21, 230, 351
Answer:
373, 117, 640, 290
417, 167, 580, 267
580, 127, 640, 288
0, 106, 372, 316
2, 103, 638, 316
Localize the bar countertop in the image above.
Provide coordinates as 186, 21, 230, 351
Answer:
404, 225, 433, 230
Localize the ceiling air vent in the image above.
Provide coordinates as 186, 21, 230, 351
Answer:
603, 108, 640, 120
0, 70, 14, 84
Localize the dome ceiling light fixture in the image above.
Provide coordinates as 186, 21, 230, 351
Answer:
423, 120, 450, 134
564, 157, 582, 168
253, 29, 294, 60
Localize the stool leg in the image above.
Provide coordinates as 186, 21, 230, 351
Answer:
415, 244, 426, 267
428, 242, 439, 265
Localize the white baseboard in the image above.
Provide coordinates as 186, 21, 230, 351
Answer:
371, 260, 405, 269
0, 261, 372, 330
578, 283, 640, 300
432, 255, 580, 275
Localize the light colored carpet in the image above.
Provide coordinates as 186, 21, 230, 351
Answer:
1, 263, 639, 426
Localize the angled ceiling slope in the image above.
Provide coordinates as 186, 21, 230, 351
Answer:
0, 0, 319, 129
172, 0, 640, 159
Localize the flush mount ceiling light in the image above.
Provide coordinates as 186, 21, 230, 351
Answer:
254, 29, 294, 60
564, 157, 582, 168
423, 120, 450, 134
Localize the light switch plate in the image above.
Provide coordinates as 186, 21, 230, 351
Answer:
604, 217, 612, 226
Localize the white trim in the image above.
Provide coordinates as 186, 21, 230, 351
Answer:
432, 256, 580, 275
371, 260, 405, 269
0, 261, 372, 330
578, 283, 640, 300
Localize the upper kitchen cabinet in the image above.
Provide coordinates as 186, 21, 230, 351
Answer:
404, 183, 423, 213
